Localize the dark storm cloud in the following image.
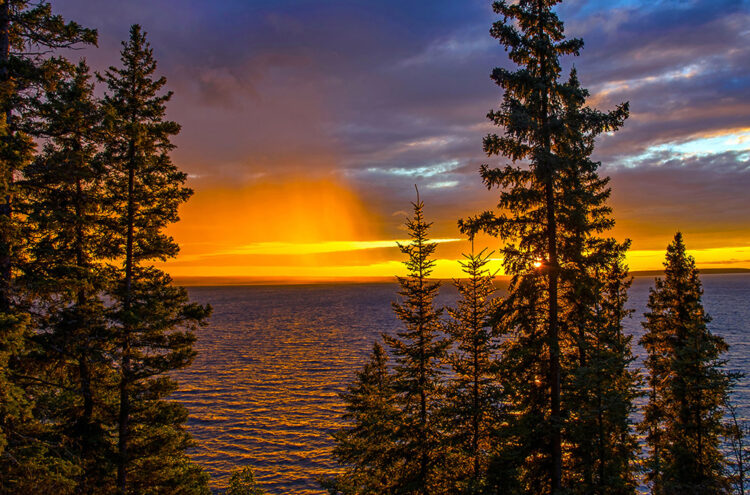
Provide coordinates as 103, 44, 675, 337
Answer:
52, 0, 750, 245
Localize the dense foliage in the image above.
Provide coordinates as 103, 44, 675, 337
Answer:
99, 25, 210, 494
641, 233, 735, 494
0, 1, 96, 491
441, 245, 501, 493
0, 3, 210, 493
457, 1, 638, 493
332, 2, 740, 495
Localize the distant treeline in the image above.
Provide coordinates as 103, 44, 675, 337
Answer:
325, 1, 748, 495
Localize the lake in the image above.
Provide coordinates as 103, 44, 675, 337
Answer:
173, 274, 750, 494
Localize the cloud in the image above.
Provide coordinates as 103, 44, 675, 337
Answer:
607, 150, 750, 249
46, 0, 750, 272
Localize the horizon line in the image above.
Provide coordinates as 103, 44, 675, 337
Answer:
171, 268, 750, 286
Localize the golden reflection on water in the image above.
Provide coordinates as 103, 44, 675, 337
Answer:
172, 284, 403, 493
174, 276, 750, 494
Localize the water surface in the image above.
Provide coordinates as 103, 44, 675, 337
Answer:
173, 274, 750, 494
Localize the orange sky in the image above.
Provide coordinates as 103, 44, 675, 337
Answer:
51, 0, 750, 282
157, 177, 750, 282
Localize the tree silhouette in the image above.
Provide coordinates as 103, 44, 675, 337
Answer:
382, 189, 449, 494
441, 242, 501, 493
556, 72, 639, 494
640, 233, 735, 494
0, 2, 95, 490
22, 60, 117, 493
462, 1, 634, 492
326, 342, 399, 494
99, 25, 210, 494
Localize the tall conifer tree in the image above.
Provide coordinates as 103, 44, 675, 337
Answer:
640, 233, 734, 494
0, 0, 96, 307
462, 2, 634, 492
99, 25, 210, 494
0, 2, 95, 489
556, 72, 638, 494
382, 190, 449, 494
442, 243, 501, 493
21, 60, 118, 493
462, 2, 584, 489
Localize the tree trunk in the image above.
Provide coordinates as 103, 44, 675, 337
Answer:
117, 140, 136, 493
532, 2, 561, 492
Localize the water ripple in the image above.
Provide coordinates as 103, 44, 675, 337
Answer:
172, 276, 750, 494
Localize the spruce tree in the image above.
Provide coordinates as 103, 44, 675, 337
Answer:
461, 2, 634, 492
563, 243, 639, 495
382, 190, 449, 494
326, 342, 399, 494
0, 0, 96, 308
20, 60, 118, 493
556, 71, 638, 494
640, 233, 734, 494
441, 243, 501, 493
0, 2, 95, 489
99, 25, 210, 494
461, 2, 584, 489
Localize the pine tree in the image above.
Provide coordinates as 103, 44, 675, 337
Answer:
461, 2, 633, 492
640, 233, 734, 494
20, 60, 119, 493
99, 25, 210, 494
441, 243, 501, 493
382, 190, 449, 494
325, 342, 400, 494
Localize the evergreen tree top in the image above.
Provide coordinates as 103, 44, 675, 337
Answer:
662, 232, 701, 284
99, 24, 178, 139
397, 195, 438, 282
648, 232, 707, 320
491, 0, 582, 61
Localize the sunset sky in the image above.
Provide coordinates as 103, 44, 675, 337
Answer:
56, 0, 750, 279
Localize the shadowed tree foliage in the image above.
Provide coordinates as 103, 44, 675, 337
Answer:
226, 466, 267, 495
640, 233, 735, 495
99, 24, 210, 494
725, 397, 750, 495
325, 342, 400, 494
0, 1, 95, 491
555, 72, 639, 495
328, 194, 449, 495
459, 1, 585, 489
441, 243, 501, 494
0, 0, 96, 308
382, 191, 449, 494
21, 59, 117, 493
563, 242, 639, 495
461, 1, 634, 493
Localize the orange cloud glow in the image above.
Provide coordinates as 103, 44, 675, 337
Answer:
156, 179, 750, 283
